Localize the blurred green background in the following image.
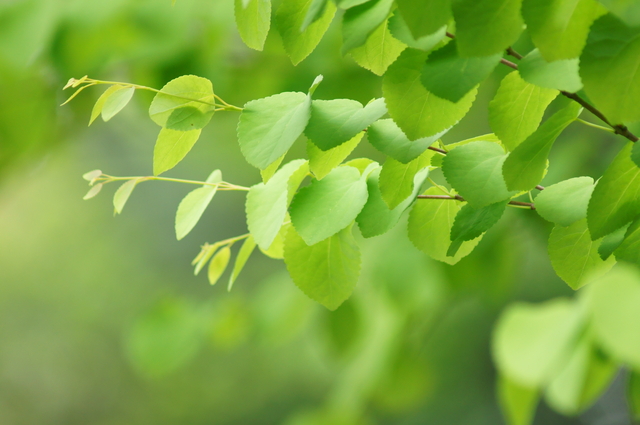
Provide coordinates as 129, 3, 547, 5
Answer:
0, 0, 634, 424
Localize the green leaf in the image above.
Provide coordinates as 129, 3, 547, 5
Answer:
379, 150, 432, 209
208, 246, 231, 285
522, 0, 606, 61
448, 201, 507, 257
407, 187, 482, 264
580, 14, 640, 124
587, 143, 640, 239
194, 243, 221, 275
629, 372, 640, 421
535, 177, 595, 226
301, 0, 329, 31
489, 72, 559, 151
175, 170, 222, 240
497, 375, 538, 425
387, 12, 447, 51
289, 165, 369, 245
452, 0, 524, 57
502, 102, 582, 191
421, 41, 502, 102
367, 118, 446, 163
548, 219, 615, 290
305, 98, 386, 151
493, 299, 583, 387
336, 0, 370, 8
228, 235, 257, 291
260, 222, 290, 259
102, 86, 135, 122
442, 141, 516, 208
357, 167, 429, 238
633, 141, 640, 168
90, 85, 130, 125
238, 92, 311, 169
519, 49, 583, 93
587, 263, 640, 370
598, 0, 640, 26
308, 132, 363, 180
148, 75, 215, 130
82, 169, 102, 182
394, 0, 451, 39
234, 0, 271, 51
613, 217, 640, 265
383, 48, 477, 140
578, 346, 617, 410
246, 159, 308, 250
284, 225, 361, 311
341, 0, 394, 54
83, 183, 103, 200
275, 0, 336, 65
113, 178, 142, 215
598, 223, 629, 260
348, 18, 407, 76
344, 158, 378, 175
153, 128, 202, 176
260, 154, 285, 183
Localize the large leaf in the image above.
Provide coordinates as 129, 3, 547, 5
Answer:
379, 150, 432, 209
519, 49, 583, 93
383, 48, 477, 140
275, 0, 336, 65
452, 0, 524, 57
148, 75, 215, 130
522, 0, 606, 61
367, 118, 446, 163
502, 102, 582, 192
246, 159, 309, 250
407, 187, 482, 264
305, 98, 387, 150
421, 41, 502, 102
548, 219, 615, 290
598, 224, 629, 260
394, 0, 451, 39
153, 128, 202, 176
613, 217, 640, 265
341, 0, 394, 54
289, 165, 369, 245
587, 143, 640, 239
442, 141, 516, 208
307, 133, 363, 180
284, 225, 361, 310
175, 170, 222, 240
535, 177, 595, 226
238, 92, 311, 169
447, 201, 508, 257
580, 14, 640, 124
234, 0, 271, 51
349, 18, 407, 76
387, 12, 447, 51
489, 72, 559, 151
598, 0, 640, 26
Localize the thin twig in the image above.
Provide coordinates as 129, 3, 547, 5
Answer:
417, 194, 536, 210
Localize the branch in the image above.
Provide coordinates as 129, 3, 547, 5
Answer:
417, 194, 536, 210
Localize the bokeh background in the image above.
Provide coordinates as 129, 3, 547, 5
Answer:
0, 1, 637, 424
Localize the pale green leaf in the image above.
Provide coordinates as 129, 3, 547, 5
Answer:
284, 225, 361, 310
598, 223, 629, 260
260, 154, 285, 183
148, 75, 215, 130
82, 169, 102, 182
175, 170, 222, 240
341, 0, 394, 54
90, 85, 125, 125
301, 0, 329, 31
598, 0, 640, 26
497, 375, 538, 425
308, 132, 363, 180
113, 178, 142, 215
613, 217, 640, 265
632, 141, 640, 168
336, 0, 370, 7
349, 18, 406, 76
194, 243, 221, 275
367, 118, 447, 163
260, 222, 290, 259
387, 12, 447, 51
519, 49, 583, 93
448, 201, 507, 257
379, 150, 432, 209
228, 235, 257, 291
237, 92, 310, 169
102, 86, 135, 122
394, 0, 451, 39
289, 165, 369, 245
153, 128, 202, 176
208, 246, 231, 285
489, 72, 559, 151
83, 183, 103, 200
535, 177, 595, 226
383, 48, 477, 140
234, 0, 271, 51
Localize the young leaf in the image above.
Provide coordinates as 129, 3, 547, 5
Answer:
394, 0, 451, 39
113, 178, 142, 215
407, 187, 482, 265
82, 169, 102, 182
535, 177, 594, 227
102, 86, 135, 122
502, 102, 582, 192
387, 12, 446, 51
228, 235, 257, 291
580, 15, 640, 124
246, 159, 308, 250
341, 0, 394, 54
175, 170, 222, 240
519, 49, 583, 93
489, 72, 559, 151
90, 85, 125, 125
83, 183, 103, 200
587, 143, 640, 240
194, 243, 222, 275
237, 92, 310, 169
447, 201, 508, 257
421, 41, 502, 102
613, 217, 640, 265
357, 167, 429, 238
348, 18, 406, 76
234, 0, 271, 51
307, 132, 363, 180
289, 165, 369, 245
148, 75, 215, 130
284, 225, 361, 311
548, 219, 615, 290
208, 246, 231, 285
598, 224, 629, 260
367, 118, 447, 164
305, 98, 386, 151
383, 48, 477, 140
274, 0, 336, 65
452, 0, 524, 57
497, 375, 538, 425
442, 141, 516, 208
379, 150, 432, 209
522, 0, 606, 61
153, 128, 202, 176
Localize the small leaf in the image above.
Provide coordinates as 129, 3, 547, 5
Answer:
82, 169, 102, 182
175, 170, 222, 240
194, 243, 222, 275
228, 236, 257, 291
367, 118, 447, 163
308, 133, 363, 180
535, 177, 595, 227
448, 201, 508, 257
113, 178, 142, 215
89, 85, 123, 125
341, 0, 394, 54
149, 75, 215, 130
208, 246, 231, 285
234, 0, 271, 51
497, 375, 538, 425
153, 128, 202, 176
260, 154, 285, 183
259, 222, 290, 259
519, 49, 583, 93
613, 217, 640, 265
379, 150, 432, 209
387, 12, 447, 51
102, 86, 135, 122
598, 224, 629, 260
83, 183, 103, 200
348, 17, 406, 76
